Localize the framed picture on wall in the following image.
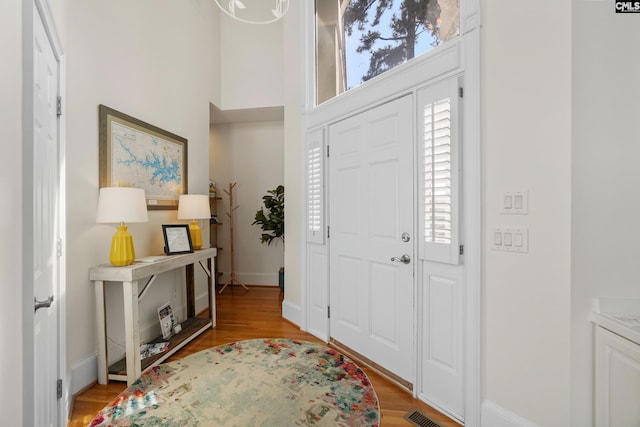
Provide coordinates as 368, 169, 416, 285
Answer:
99, 104, 188, 210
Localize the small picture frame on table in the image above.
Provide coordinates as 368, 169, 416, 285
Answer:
162, 224, 193, 255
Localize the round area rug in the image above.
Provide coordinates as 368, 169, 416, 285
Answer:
89, 338, 380, 426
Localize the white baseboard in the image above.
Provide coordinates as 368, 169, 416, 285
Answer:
217, 272, 279, 286
282, 299, 301, 326
481, 400, 539, 427
195, 290, 210, 315
70, 353, 98, 395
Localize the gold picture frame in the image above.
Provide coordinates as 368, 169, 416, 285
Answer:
99, 105, 188, 210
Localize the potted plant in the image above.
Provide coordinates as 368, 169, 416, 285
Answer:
252, 185, 285, 290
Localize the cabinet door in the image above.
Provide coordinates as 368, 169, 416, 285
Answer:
595, 327, 640, 427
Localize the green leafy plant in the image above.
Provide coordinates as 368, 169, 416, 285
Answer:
252, 185, 284, 246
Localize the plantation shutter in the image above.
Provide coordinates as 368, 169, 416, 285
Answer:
306, 128, 325, 244
418, 78, 461, 264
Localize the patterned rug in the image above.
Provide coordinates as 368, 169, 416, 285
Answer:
89, 338, 380, 426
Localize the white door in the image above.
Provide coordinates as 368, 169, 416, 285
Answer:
329, 96, 414, 382
33, 5, 61, 426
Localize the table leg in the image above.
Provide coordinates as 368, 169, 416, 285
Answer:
123, 280, 141, 385
186, 264, 195, 318
94, 280, 108, 385
208, 257, 216, 327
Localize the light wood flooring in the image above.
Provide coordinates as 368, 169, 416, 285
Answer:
68, 285, 462, 427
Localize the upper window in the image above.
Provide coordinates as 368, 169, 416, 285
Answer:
315, 0, 460, 105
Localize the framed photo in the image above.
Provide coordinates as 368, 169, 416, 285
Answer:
157, 303, 176, 340
162, 224, 193, 255
99, 104, 188, 210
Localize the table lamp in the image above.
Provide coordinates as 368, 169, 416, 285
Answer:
177, 194, 211, 250
96, 187, 149, 266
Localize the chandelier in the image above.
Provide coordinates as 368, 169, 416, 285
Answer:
215, 0, 289, 24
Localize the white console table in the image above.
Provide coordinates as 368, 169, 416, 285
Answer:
89, 247, 217, 385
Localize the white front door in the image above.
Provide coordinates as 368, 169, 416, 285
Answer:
329, 96, 414, 382
33, 4, 61, 426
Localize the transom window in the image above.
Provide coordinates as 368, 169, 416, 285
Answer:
315, 0, 460, 105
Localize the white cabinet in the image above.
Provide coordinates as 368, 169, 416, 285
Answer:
593, 316, 640, 427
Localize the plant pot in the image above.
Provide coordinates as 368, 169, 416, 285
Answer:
278, 267, 284, 292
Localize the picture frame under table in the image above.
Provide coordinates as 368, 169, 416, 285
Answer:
99, 104, 188, 210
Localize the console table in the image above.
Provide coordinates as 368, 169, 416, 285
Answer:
89, 247, 217, 385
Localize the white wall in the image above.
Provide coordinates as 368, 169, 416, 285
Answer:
0, 0, 24, 423
282, 0, 304, 318
213, 10, 303, 311
571, 3, 640, 426
483, 0, 572, 425
60, 0, 220, 389
220, 16, 284, 110
210, 121, 285, 285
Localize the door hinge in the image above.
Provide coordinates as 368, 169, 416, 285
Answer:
57, 238, 63, 258
56, 96, 62, 117
57, 379, 62, 399
327, 226, 330, 239
327, 145, 330, 158
328, 306, 330, 318
458, 87, 464, 98
459, 245, 464, 255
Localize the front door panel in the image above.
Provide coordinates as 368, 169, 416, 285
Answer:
329, 96, 414, 382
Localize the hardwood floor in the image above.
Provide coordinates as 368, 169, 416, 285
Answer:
68, 285, 461, 427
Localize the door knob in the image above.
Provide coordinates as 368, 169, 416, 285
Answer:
34, 295, 54, 312
391, 254, 411, 264
401, 232, 411, 242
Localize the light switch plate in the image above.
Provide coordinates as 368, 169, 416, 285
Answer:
491, 227, 529, 253
500, 190, 529, 215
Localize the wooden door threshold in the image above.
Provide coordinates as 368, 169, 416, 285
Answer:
329, 338, 413, 393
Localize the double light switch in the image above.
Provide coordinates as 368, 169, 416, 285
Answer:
500, 191, 528, 214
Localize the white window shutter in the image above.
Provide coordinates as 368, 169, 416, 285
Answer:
306, 128, 325, 244
417, 78, 461, 264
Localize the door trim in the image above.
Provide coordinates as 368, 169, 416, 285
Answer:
23, 0, 67, 424
461, 13, 483, 427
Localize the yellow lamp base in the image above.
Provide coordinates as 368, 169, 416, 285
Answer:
189, 220, 202, 250
110, 225, 136, 266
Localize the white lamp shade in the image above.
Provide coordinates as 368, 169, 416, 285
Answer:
178, 194, 211, 220
96, 187, 149, 223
